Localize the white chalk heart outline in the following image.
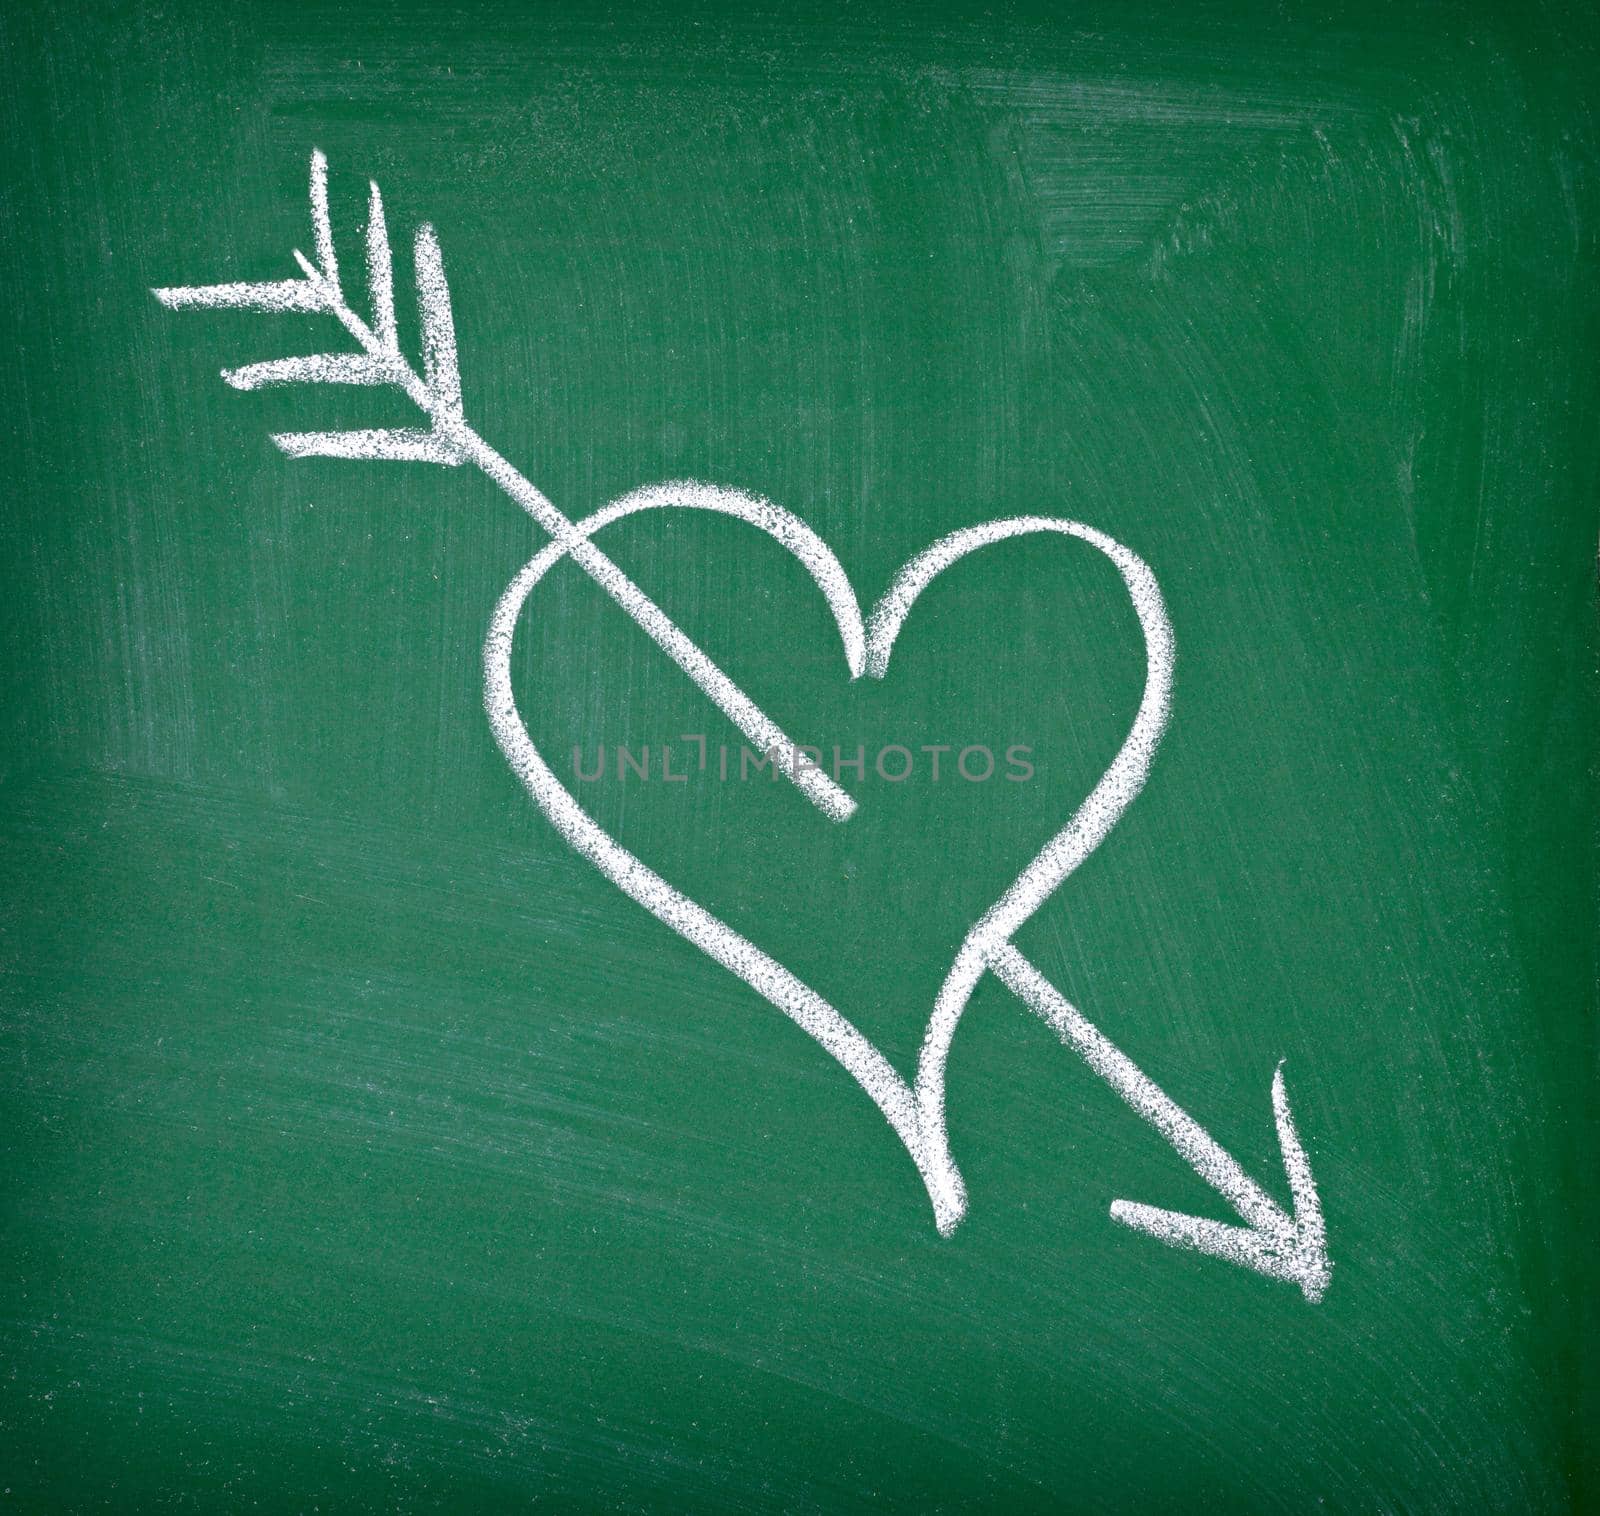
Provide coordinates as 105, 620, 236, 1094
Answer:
484, 480, 1174, 1234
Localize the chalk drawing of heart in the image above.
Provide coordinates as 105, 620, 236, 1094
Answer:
484, 481, 1170, 1235
156, 150, 1332, 1298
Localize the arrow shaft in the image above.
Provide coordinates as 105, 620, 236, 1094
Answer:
987, 942, 1286, 1237
311, 268, 858, 824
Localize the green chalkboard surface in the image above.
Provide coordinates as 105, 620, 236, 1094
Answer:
2, 1, 1595, 1509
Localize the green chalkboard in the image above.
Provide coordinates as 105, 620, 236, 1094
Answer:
2, 1, 1594, 1509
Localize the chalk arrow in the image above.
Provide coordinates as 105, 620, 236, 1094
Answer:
988, 943, 1331, 1302
1107, 1065, 1329, 1302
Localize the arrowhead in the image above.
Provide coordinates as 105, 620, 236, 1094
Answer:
1109, 1064, 1331, 1302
